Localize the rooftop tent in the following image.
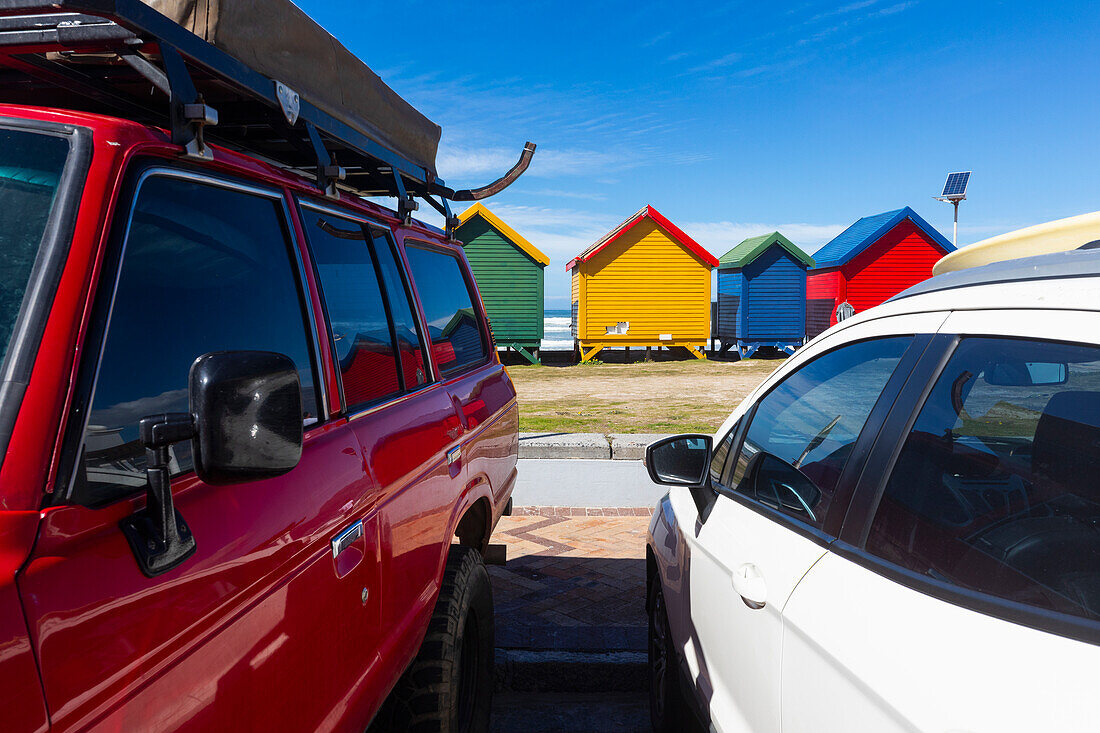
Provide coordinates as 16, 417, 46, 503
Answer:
0, 0, 534, 221
454, 203, 549, 364
717, 232, 814, 358
567, 205, 717, 363
806, 206, 953, 339
142, 0, 439, 173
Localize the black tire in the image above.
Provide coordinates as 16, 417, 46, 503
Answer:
380, 545, 494, 733
648, 576, 693, 733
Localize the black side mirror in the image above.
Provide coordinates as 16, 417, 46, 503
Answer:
120, 351, 303, 577
190, 351, 303, 484
646, 434, 713, 488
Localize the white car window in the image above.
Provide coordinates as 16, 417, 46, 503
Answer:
867, 336, 1100, 623
728, 337, 911, 529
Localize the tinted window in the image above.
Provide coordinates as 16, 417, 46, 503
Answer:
79, 175, 318, 506
371, 231, 429, 389
730, 338, 911, 528
0, 128, 69, 365
404, 245, 487, 375
303, 214, 401, 409
867, 337, 1100, 622
710, 424, 737, 487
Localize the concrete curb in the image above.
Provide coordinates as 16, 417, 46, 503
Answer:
608, 433, 671, 461
518, 433, 609, 460
494, 649, 647, 693
518, 433, 673, 461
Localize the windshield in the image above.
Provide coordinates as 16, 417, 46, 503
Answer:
0, 127, 70, 365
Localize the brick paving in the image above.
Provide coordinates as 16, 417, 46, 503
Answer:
489, 508, 651, 651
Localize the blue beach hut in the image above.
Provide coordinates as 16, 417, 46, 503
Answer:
716, 231, 814, 358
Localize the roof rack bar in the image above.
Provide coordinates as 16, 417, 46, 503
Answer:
390, 168, 418, 225
420, 193, 459, 238
305, 122, 345, 199
3, 51, 155, 121
117, 46, 169, 96
160, 43, 216, 160
450, 142, 536, 202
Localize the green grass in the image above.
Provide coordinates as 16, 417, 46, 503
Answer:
510, 358, 783, 434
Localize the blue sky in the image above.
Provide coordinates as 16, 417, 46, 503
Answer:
299, 0, 1100, 306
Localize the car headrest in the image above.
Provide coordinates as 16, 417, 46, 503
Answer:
1032, 391, 1100, 494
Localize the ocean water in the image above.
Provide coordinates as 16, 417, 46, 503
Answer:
542, 308, 574, 350
536, 308, 723, 352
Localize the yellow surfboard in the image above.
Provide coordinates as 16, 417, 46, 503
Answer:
933, 211, 1100, 275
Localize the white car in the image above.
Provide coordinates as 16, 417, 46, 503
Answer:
645, 247, 1100, 733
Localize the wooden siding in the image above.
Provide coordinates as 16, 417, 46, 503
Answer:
457, 216, 544, 344
806, 269, 841, 340
842, 219, 943, 312
742, 246, 806, 341
576, 268, 585, 336
578, 218, 711, 342
716, 269, 743, 341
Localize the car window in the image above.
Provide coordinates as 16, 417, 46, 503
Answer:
729, 337, 912, 529
404, 244, 487, 376
0, 127, 69, 366
866, 337, 1100, 622
710, 422, 738, 488
302, 213, 402, 410
78, 175, 319, 507
370, 230, 430, 390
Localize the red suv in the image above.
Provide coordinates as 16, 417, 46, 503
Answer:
0, 4, 524, 729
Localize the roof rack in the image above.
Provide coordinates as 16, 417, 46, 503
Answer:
0, 0, 535, 236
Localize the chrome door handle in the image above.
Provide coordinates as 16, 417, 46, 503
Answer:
331, 520, 363, 559
447, 446, 462, 466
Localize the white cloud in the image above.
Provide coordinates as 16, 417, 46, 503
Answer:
871, 1, 917, 17
642, 31, 672, 47
689, 51, 744, 73
809, 0, 879, 23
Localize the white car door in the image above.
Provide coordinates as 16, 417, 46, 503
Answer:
683, 313, 946, 733
781, 309, 1100, 732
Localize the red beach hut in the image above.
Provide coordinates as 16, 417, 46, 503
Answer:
806, 207, 953, 339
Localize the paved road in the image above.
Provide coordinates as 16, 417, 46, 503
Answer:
512, 458, 667, 508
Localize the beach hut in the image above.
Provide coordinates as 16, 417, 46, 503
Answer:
567, 205, 718, 362
454, 202, 549, 364
717, 231, 814, 358
807, 206, 953, 339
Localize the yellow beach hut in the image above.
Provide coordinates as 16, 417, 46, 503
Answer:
567, 205, 718, 362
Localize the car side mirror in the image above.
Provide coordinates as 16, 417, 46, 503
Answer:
120, 351, 303, 577
190, 350, 304, 484
646, 434, 713, 489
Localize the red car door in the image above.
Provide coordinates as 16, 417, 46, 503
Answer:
295, 205, 466, 676
20, 168, 382, 731
401, 242, 518, 508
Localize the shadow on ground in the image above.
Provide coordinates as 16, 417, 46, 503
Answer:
490, 555, 647, 652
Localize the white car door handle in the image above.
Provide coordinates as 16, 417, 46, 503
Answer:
731, 563, 767, 609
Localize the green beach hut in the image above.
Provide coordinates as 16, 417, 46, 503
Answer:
454, 203, 550, 364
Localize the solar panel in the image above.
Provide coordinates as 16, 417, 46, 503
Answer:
941, 171, 971, 198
